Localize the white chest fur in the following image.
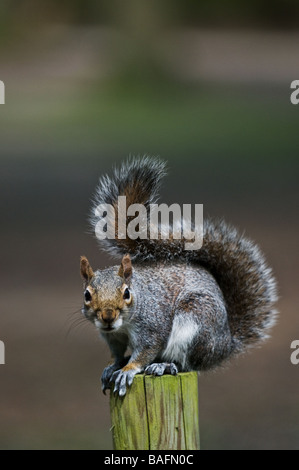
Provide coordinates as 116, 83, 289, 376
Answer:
162, 315, 199, 370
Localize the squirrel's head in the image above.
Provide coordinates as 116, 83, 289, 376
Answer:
80, 254, 133, 333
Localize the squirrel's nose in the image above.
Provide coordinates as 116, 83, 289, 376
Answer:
101, 309, 115, 324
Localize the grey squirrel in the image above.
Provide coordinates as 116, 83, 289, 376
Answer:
80, 157, 278, 396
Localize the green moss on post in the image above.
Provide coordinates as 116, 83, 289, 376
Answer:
110, 375, 149, 450
109, 372, 200, 450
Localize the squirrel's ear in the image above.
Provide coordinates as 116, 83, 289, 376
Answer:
118, 254, 133, 283
80, 256, 94, 282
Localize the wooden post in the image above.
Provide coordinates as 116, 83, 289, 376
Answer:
109, 372, 200, 450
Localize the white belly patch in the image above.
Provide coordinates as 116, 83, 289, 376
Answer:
162, 315, 199, 369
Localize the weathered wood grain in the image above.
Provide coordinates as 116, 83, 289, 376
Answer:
110, 372, 200, 450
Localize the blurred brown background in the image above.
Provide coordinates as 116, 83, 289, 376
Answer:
0, 0, 299, 449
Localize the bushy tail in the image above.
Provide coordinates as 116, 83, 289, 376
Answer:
91, 156, 278, 350
195, 219, 278, 350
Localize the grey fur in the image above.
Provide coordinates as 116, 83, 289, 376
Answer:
85, 156, 278, 395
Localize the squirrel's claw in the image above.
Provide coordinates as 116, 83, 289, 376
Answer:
101, 364, 118, 394
145, 362, 178, 376
110, 368, 138, 397
101, 357, 133, 395
101, 382, 111, 395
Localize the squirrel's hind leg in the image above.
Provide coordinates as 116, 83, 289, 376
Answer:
145, 362, 178, 376
161, 290, 230, 372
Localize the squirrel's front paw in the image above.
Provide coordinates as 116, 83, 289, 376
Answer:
101, 364, 118, 394
145, 362, 178, 376
101, 356, 131, 394
110, 364, 141, 397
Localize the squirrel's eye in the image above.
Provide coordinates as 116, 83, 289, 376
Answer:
123, 288, 130, 300
84, 290, 92, 302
